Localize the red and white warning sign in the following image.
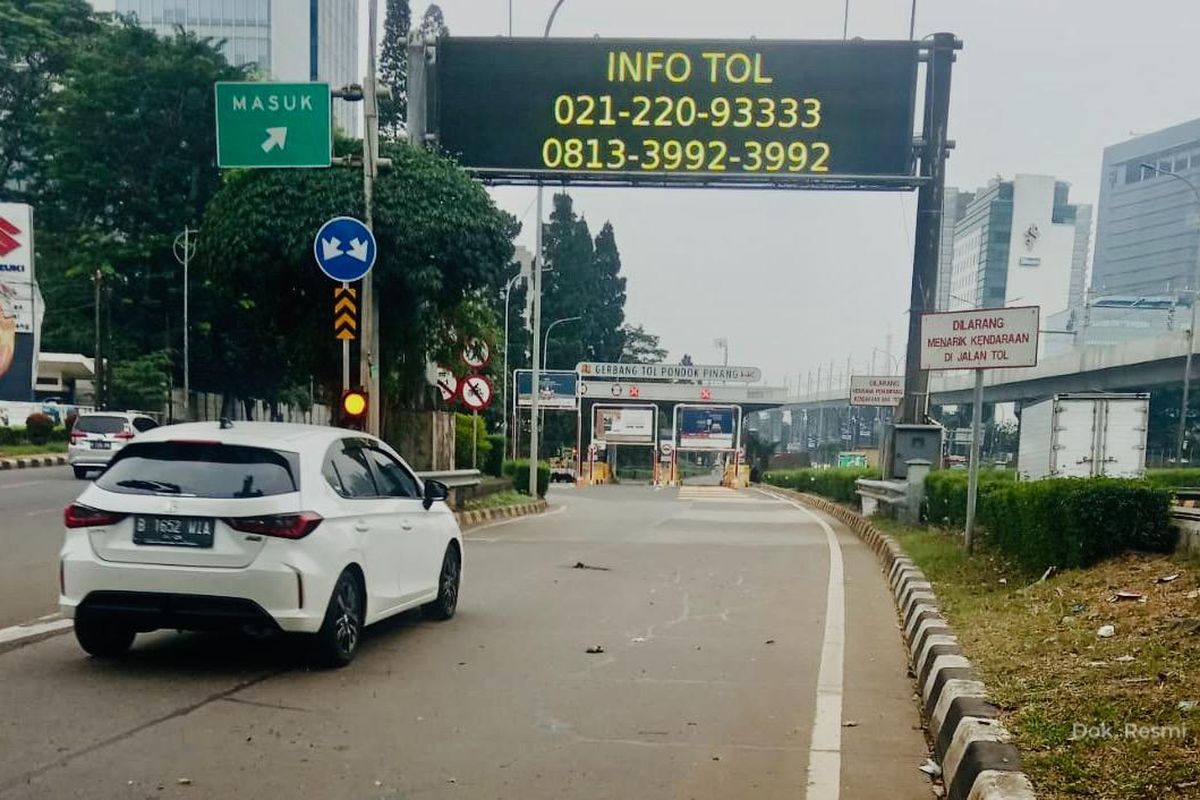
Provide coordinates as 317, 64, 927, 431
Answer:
459, 374, 494, 412
436, 366, 458, 403
919, 306, 1040, 370
849, 375, 904, 407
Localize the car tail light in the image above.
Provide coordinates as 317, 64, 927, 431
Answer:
64, 503, 128, 529
69, 430, 87, 444
113, 430, 135, 441
223, 512, 323, 540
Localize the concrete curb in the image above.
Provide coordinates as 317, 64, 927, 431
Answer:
455, 498, 548, 529
0, 454, 68, 471
764, 487, 1035, 800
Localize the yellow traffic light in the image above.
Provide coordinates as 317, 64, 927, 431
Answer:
341, 389, 368, 429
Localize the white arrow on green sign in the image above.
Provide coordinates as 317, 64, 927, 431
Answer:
214, 82, 332, 168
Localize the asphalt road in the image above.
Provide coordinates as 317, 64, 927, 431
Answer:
0, 483, 932, 799
0, 466, 85, 628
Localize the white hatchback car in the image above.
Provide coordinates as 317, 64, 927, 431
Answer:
60, 421, 462, 667
68, 411, 160, 479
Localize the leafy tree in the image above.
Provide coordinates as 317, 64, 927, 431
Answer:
35, 21, 245, 405
620, 323, 666, 364
378, 0, 409, 139
110, 350, 170, 412
0, 0, 95, 199
419, 4, 449, 38
195, 141, 516, 435
540, 193, 627, 371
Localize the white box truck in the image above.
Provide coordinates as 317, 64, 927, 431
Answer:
1017, 393, 1149, 480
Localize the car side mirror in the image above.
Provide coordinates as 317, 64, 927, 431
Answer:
423, 479, 449, 510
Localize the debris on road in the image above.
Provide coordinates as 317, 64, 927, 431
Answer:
177, 778, 192, 786
1187, 589, 1200, 600
1109, 591, 1146, 602
572, 561, 611, 571
1157, 574, 1180, 584
1115, 655, 1135, 663
1071, 602, 1087, 614
764, 639, 776, 645
843, 720, 859, 728
918, 758, 942, 778
1038, 566, 1056, 583
631, 636, 647, 643
1097, 624, 1116, 638
586, 645, 605, 654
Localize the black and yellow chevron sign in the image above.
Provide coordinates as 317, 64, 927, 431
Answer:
334, 286, 357, 341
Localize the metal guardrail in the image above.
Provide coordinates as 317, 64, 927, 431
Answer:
855, 478, 909, 507
417, 469, 482, 489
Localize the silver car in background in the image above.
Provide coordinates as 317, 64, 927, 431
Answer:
68, 412, 159, 479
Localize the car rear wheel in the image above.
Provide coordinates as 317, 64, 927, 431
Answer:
423, 544, 460, 621
310, 570, 364, 668
74, 616, 136, 658
72, 466, 90, 480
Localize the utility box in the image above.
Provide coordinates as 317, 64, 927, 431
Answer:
1017, 393, 1149, 480
884, 424, 944, 479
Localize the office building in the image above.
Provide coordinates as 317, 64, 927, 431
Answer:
944, 175, 1092, 328
1092, 118, 1200, 297
936, 187, 973, 311
89, 0, 359, 136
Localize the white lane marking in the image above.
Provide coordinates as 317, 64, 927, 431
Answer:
26, 508, 60, 516
464, 504, 567, 537
1, 480, 47, 490
758, 489, 845, 800
0, 616, 72, 645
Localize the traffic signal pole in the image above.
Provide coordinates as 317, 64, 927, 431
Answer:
360, 0, 381, 436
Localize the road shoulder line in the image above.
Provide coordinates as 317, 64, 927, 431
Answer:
756, 488, 845, 800
761, 487, 1036, 800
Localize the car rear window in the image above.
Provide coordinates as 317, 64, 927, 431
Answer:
95, 442, 300, 498
75, 416, 127, 434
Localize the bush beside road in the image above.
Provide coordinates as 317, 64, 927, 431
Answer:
881, 519, 1200, 799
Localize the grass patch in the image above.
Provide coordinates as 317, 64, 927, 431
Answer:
0, 442, 67, 458
875, 518, 1200, 798
461, 490, 532, 511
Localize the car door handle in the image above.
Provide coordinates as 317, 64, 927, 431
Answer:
355, 522, 370, 532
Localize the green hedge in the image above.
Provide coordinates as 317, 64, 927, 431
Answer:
1145, 468, 1200, 490
483, 434, 505, 477
0, 424, 72, 447
761, 467, 877, 503
923, 469, 1015, 528
25, 413, 54, 445
504, 459, 550, 497
981, 479, 1175, 571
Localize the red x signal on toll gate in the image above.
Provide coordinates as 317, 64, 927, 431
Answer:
700, 387, 712, 401
628, 385, 639, 398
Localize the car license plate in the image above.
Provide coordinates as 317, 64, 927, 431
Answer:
133, 516, 215, 548
91, 441, 111, 450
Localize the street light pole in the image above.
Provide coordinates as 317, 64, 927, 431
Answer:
173, 227, 197, 421
542, 316, 582, 370
1141, 163, 1200, 464
713, 337, 729, 366
501, 273, 522, 464
527, 0, 568, 495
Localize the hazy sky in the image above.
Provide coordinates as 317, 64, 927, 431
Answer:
405, 0, 1200, 387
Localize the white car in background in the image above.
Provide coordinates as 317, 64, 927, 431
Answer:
68, 412, 160, 479
60, 421, 462, 667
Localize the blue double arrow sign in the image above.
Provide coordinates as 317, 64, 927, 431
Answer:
313, 216, 377, 282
